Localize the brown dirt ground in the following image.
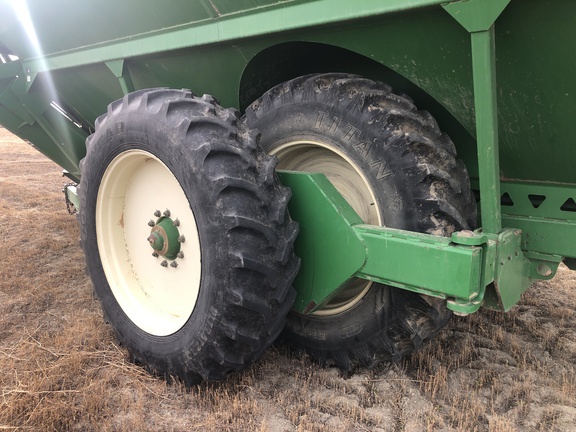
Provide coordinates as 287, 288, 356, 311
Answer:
1, 127, 575, 431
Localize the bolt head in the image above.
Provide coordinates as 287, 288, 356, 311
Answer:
177, 252, 184, 259
152, 252, 159, 258
178, 235, 186, 243
170, 261, 178, 268
148, 220, 155, 227
173, 218, 180, 227
154, 210, 161, 218
458, 230, 475, 238
163, 209, 171, 217
160, 260, 168, 267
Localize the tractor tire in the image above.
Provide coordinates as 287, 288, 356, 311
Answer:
79, 88, 299, 384
244, 73, 476, 370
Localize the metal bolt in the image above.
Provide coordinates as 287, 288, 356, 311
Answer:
170, 261, 178, 268
148, 220, 155, 227
458, 230, 475, 238
173, 218, 180, 227
154, 210, 161, 218
161, 260, 168, 267
177, 252, 184, 259
163, 209, 171, 217
178, 235, 186, 243
152, 252, 159, 258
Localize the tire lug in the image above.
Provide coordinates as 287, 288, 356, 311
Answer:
148, 220, 155, 227
163, 209, 171, 217
154, 210, 161, 218
170, 261, 178, 268
160, 260, 168, 267
177, 252, 184, 259
178, 235, 186, 243
173, 218, 180, 227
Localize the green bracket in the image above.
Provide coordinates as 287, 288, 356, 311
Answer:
106, 60, 135, 96
277, 171, 367, 314
442, 0, 510, 33
491, 229, 530, 311
524, 251, 562, 281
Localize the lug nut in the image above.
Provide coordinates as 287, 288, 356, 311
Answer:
148, 220, 155, 227
173, 218, 180, 227
152, 252, 159, 258
177, 252, 184, 259
178, 235, 185, 243
163, 209, 171, 217
160, 260, 168, 267
154, 210, 161, 218
170, 261, 178, 268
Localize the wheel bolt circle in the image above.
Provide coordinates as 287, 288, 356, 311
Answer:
147, 215, 182, 260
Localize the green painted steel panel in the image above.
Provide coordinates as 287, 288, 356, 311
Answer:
0, 0, 575, 263
2, 0, 572, 185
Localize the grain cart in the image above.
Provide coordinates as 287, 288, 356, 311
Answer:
0, 0, 574, 384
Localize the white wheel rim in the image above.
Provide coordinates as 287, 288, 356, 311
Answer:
271, 140, 382, 316
96, 150, 201, 336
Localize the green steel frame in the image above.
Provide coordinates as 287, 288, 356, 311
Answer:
279, 170, 561, 315
0, 0, 574, 315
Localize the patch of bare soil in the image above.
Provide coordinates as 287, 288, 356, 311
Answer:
1, 127, 575, 431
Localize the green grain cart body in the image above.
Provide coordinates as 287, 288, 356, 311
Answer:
0, 0, 574, 382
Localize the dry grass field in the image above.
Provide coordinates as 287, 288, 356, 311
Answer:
1, 127, 575, 431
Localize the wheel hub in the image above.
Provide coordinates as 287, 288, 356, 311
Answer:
148, 215, 181, 260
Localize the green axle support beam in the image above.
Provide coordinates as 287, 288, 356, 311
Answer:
279, 171, 560, 316
106, 60, 135, 96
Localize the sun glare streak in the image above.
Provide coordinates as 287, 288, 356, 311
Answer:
8, 0, 82, 156
10, 0, 42, 54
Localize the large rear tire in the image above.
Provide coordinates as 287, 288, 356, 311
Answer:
244, 74, 476, 370
79, 89, 299, 384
